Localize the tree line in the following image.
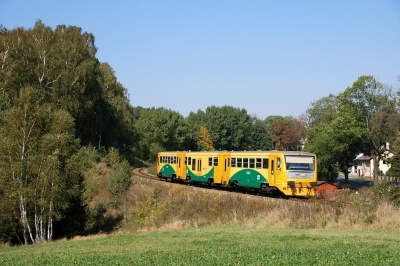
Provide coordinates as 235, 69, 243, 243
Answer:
134, 106, 307, 160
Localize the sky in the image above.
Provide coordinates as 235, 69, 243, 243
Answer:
1, 1, 400, 119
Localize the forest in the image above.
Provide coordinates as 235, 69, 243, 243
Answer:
1, 21, 399, 245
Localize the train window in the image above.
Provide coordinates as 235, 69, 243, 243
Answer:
174, 156, 177, 164
249, 158, 255, 168
271, 160, 274, 174
208, 157, 213, 166
243, 158, 248, 168
237, 158, 242, 168
231, 158, 236, 167
262, 158, 268, 169
167, 157, 170, 164
285, 156, 314, 170
214, 157, 218, 166
185, 157, 187, 165
192, 159, 196, 171
188, 157, 191, 165
277, 158, 281, 170
256, 158, 262, 168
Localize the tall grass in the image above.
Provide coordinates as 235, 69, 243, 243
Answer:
113, 176, 400, 233
83, 163, 400, 235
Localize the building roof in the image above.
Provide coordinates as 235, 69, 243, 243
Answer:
317, 181, 340, 188
356, 155, 372, 161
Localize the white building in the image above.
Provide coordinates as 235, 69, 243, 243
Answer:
354, 142, 393, 178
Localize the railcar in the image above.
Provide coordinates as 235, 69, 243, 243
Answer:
157, 150, 318, 197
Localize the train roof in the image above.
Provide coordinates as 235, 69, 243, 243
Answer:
159, 150, 315, 156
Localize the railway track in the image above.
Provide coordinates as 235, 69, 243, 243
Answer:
132, 167, 349, 207
132, 167, 160, 181
133, 168, 313, 201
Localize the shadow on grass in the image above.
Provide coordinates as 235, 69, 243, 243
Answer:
86, 214, 124, 235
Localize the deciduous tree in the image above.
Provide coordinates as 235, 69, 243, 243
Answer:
340, 76, 400, 182
202, 105, 252, 151
0, 87, 79, 244
197, 126, 213, 151
247, 116, 273, 151
136, 107, 189, 154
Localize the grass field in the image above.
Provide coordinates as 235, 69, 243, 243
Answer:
1, 226, 399, 265
2, 165, 400, 265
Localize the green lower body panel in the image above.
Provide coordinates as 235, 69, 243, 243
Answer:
229, 169, 267, 189
186, 167, 214, 182
160, 164, 175, 178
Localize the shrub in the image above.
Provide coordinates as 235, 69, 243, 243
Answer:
107, 147, 122, 168
107, 160, 132, 203
372, 181, 400, 206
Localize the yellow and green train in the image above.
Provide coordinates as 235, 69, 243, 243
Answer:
157, 150, 318, 197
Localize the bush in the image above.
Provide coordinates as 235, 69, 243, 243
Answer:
372, 181, 400, 206
107, 160, 132, 202
107, 147, 121, 168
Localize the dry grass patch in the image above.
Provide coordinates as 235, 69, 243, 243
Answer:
85, 168, 400, 235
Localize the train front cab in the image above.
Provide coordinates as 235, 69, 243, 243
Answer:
157, 152, 185, 181
276, 152, 318, 197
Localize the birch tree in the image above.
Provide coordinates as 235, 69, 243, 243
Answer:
0, 87, 78, 244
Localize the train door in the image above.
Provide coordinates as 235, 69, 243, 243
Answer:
213, 153, 224, 184
274, 156, 282, 187
189, 157, 197, 181
176, 153, 185, 180
197, 158, 202, 178
222, 153, 230, 185
270, 157, 275, 186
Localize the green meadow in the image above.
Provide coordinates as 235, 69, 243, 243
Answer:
1, 226, 399, 265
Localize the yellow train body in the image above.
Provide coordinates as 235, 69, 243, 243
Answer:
157, 151, 317, 197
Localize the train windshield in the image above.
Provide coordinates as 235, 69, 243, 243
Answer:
285, 155, 314, 171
